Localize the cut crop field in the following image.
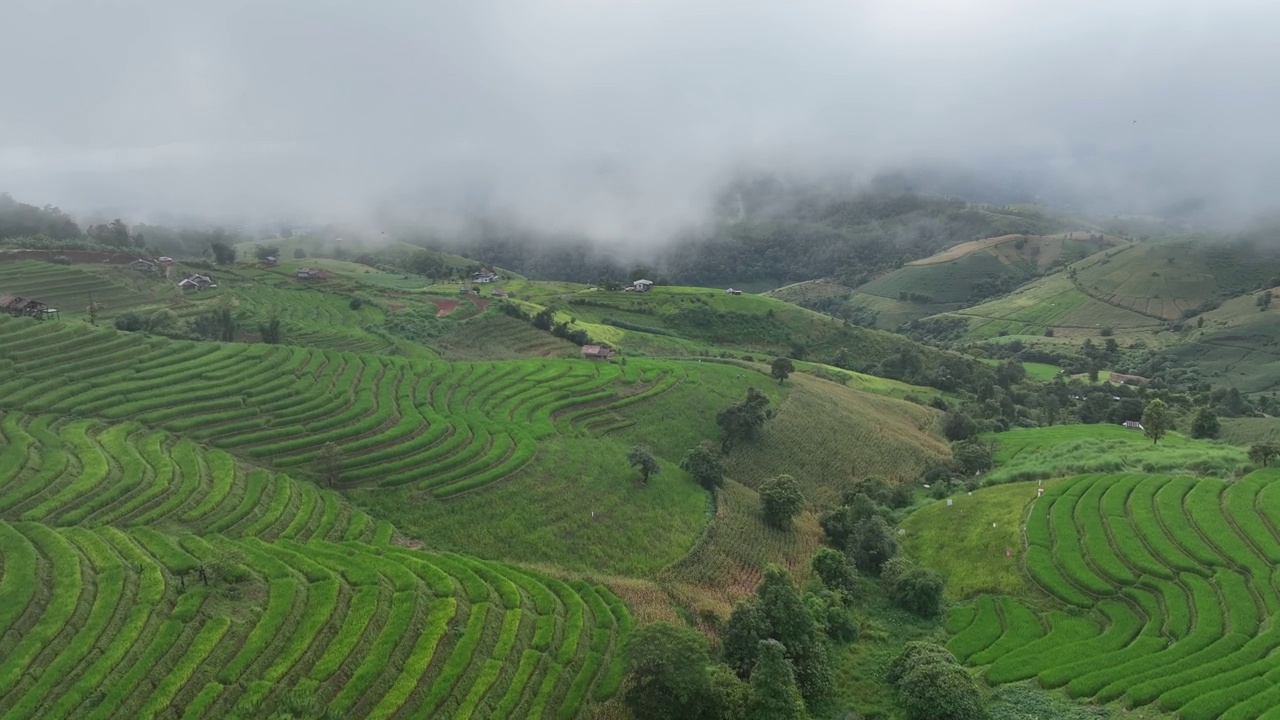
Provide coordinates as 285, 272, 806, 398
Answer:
0, 315, 687, 499
947, 470, 1280, 719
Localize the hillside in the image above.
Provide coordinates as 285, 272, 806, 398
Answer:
0, 250, 957, 719
769, 232, 1123, 330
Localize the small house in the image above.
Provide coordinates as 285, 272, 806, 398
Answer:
157, 256, 174, 265
473, 268, 499, 283
725, 287, 743, 295
581, 345, 615, 360
490, 289, 508, 298
0, 294, 56, 320
296, 268, 318, 280
130, 258, 157, 273
632, 279, 654, 292
178, 273, 217, 291
264, 256, 279, 265
1123, 420, 1144, 431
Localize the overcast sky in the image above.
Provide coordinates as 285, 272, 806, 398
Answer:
2, 0, 1277, 235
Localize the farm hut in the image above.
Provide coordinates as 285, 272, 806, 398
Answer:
296, 268, 318, 280
130, 258, 158, 273
490, 289, 508, 298
632, 279, 654, 292
157, 256, 174, 264
581, 345, 615, 360
1123, 420, 1144, 430
725, 288, 743, 295
0, 294, 56, 320
473, 268, 499, 283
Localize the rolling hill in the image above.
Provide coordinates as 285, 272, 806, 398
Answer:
0, 245, 960, 718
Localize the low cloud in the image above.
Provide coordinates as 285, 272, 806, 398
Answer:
3, 0, 1277, 235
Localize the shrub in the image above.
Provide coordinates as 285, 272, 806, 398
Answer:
759, 474, 804, 530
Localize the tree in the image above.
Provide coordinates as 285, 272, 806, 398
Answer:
210, 242, 236, 264
254, 244, 280, 262
705, 664, 750, 720
848, 515, 898, 574
811, 547, 857, 596
889, 567, 945, 617
623, 623, 715, 720
717, 387, 772, 453
294, 248, 307, 259
1191, 407, 1220, 439
759, 475, 804, 530
627, 445, 660, 484
754, 566, 831, 706
1250, 442, 1280, 467
770, 357, 795, 384
86, 299, 103, 326
318, 442, 343, 488
259, 316, 283, 344
942, 411, 977, 441
1142, 398, 1174, 445
746, 640, 807, 720
721, 600, 770, 678
888, 643, 984, 720
951, 439, 993, 476
680, 442, 726, 491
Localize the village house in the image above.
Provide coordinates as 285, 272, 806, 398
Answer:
0, 294, 57, 320
130, 258, 158, 273
631, 279, 654, 292
581, 344, 615, 360
725, 287, 743, 295
178, 273, 217, 291
490, 288, 508, 298
296, 268, 319, 280
473, 268, 499, 283
1123, 420, 1144, 430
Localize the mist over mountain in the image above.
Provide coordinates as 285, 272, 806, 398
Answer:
4, 0, 1279, 241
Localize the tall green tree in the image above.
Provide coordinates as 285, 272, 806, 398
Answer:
210, 242, 236, 264
627, 445, 661, 484
1190, 407, 1220, 439
622, 623, 714, 720
746, 640, 807, 720
717, 387, 772, 453
770, 357, 795, 384
259, 316, 283, 344
254, 244, 281, 261
1142, 399, 1174, 445
888, 642, 984, 720
811, 547, 858, 596
759, 474, 804, 529
680, 442, 726, 491
847, 515, 898, 574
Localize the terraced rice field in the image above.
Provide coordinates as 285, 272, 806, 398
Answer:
0, 518, 631, 719
0, 315, 683, 498
949, 470, 1280, 718
0, 324, 636, 718
0, 260, 172, 319
220, 282, 393, 353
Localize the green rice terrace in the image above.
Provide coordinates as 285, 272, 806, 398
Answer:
945, 470, 1280, 719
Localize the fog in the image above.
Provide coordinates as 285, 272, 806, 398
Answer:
3, 0, 1278, 237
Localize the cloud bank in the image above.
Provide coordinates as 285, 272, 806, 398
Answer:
3, 0, 1277, 234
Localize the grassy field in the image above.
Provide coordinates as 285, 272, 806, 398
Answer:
902, 480, 1056, 599
0, 259, 184, 321
944, 469, 1280, 719
979, 358, 1062, 382
983, 424, 1249, 485
938, 272, 1166, 340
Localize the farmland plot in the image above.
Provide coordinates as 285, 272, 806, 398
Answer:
0, 316, 684, 497
956, 470, 1280, 718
